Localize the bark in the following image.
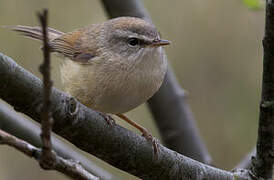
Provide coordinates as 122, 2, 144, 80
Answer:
37, 9, 54, 169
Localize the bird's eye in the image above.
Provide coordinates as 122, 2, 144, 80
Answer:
127, 38, 139, 47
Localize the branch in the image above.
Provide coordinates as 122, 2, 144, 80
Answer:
0, 103, 114, 180
100, 0, 211, 164
37, 9, 54, 168
251, 1, 274, 179
0, 129, 98, 180
0, 53, 252, 179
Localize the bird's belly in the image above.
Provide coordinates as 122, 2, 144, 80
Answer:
92, 91, 147, 114
88, 71, 163, 114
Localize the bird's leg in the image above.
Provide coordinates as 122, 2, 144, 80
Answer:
98, 112, 116, 125
116, 113, 158, 155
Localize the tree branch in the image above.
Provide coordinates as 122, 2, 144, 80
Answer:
0, 129, 99, 180
37, 9, 54, 169
0, 102, 114, 180
100, 0, 211, 164
251, 0, 274, 179
0, 53, 252, 179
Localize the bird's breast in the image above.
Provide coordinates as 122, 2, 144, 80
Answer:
60, 48, 167, 114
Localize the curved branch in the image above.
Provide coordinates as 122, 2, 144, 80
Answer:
0, 53, 248, 179
101, 0, 211, 164
0, 129, 98, 180
0, 102, 114, 180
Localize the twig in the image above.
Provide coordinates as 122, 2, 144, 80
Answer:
0, 129, 99, 180
37, 9, 54, 168
251, 1, 274, 179
31, 9, 101, 180
0, 102, 115, 180
0, 53, 253, 180
100, 0, 211, 164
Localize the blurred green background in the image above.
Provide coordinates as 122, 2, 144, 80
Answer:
0, 0, 264, 179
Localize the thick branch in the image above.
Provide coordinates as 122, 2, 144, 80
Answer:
251, 1, 274, 179
0, 103, 114, 180
0, 129, 98, 180
0, 53, 248, 179
101, 0, 211, 164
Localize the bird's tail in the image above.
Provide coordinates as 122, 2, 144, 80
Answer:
3, 25, 64, 41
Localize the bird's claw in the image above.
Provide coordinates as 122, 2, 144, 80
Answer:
141, 129, 158, 155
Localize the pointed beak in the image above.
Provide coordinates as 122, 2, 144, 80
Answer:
150, 39, 171, 47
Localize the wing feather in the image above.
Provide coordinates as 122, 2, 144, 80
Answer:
50, 29, 96, 63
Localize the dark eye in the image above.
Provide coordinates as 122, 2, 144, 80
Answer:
127, 38, 139, 47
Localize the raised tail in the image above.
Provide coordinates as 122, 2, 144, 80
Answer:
4, 25, 64, 41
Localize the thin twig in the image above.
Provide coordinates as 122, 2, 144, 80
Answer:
34, 9, 102, 180
0, 129, 99, 180
37, 9, 54, 167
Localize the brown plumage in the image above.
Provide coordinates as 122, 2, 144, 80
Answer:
7, 17, 170, 154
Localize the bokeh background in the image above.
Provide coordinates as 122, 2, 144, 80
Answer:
0, 0, 264, 179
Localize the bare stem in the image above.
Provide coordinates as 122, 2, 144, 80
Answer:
37, 9, 54, 168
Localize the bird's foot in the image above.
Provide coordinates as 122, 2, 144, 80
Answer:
115, 113, 158, 156
99, 112, 116, 125
141, 128, 158, 155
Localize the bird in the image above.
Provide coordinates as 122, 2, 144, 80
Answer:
7, 17, 170, 154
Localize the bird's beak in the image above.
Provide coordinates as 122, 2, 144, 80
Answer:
150, 39, 171, 47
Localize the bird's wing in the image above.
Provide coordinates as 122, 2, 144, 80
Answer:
51, 28, 97, 64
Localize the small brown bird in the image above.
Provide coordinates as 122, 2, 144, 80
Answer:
8, 17, 170, 153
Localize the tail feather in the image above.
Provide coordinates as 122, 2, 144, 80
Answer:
3, 25, 64, 41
